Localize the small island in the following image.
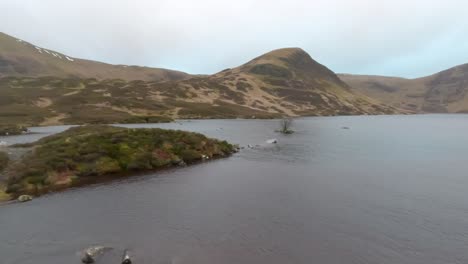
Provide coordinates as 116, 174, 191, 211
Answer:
0, 125, 235, 201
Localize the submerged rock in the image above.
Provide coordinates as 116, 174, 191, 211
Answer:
80, 246, 111, 264
81, 252, 94, 264
17, 195, 33, 202
232, 144, 240, 152
266, 139, 278, 144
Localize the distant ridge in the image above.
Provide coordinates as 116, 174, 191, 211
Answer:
339, 63, 468, 113
0, 32, 190, 82
0, 35, 398, 125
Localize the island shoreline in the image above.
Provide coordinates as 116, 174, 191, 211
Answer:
0, 152, 234, 204
0, 125, 237, 203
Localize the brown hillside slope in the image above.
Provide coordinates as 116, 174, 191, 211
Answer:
0, 48, 398, 125
340, 64, 468, 113
168, 48, 397, 118
0, 32, 189, 82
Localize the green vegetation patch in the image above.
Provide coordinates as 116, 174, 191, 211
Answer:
249, 64, 293, 78
60, 106, 173, 125
0, 151, 9, 171
0, 104, 49, 125
0, 124, 28, 136
120, 115, 173, 124
0, 183, 11, 202
61, 106, 134, 124
235, 82, 251, 92
6, 125, 234, 197
171, 100, 280, 119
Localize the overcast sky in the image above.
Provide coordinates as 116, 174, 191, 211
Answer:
2, 0, 468, 78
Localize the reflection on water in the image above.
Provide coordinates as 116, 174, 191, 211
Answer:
2, 115, 468, 264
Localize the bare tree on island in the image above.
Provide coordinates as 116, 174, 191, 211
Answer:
277, 118, 294, 134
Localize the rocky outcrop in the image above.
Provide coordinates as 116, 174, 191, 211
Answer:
17, 195, 32, 202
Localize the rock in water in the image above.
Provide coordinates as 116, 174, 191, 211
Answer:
80, 246, 110, 263
121, 249, 133, 264
17, 195, 33, 202
81, 252, 94, 264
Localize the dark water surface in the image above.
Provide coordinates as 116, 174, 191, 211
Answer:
2, 115, 468, 264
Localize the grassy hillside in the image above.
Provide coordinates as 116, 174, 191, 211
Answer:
340, 64, 468, 113
0, 43, 399, 126
0, 76, 177, 125
0, 32, 190, 82
3, 125, 235, 198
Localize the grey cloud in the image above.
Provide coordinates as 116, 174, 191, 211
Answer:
1, 0, 468, 77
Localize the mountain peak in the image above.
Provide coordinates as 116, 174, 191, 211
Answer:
241, 47, 344, 86
257, 47, 307, 59
247, 48, 310, 67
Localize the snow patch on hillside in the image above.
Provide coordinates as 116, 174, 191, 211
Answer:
17, 39, 74, 62
51, 53, 63, 59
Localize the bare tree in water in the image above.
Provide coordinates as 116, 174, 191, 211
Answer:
278, 118, 294, 134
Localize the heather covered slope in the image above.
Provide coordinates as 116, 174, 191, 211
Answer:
0, 32, 190, 81
340, 63, 468, 113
